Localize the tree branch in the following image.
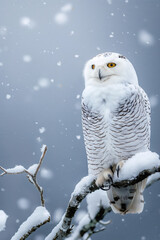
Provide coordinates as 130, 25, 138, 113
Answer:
67, 206, 111, 240
113, 166, 160, 188
0, 145, 47, 206
45, 176, 99, 240
34, 145, 47, 177
11, 206, 50, 240
46, 165, 160, 240
0, 145, 50, 240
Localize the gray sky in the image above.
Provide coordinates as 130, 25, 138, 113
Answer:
0, 0, 160, 239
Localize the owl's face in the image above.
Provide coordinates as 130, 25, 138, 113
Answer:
83, 52, 138, 87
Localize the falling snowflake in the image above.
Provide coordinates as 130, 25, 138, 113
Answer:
33, 85, 40, 91
54, 208, 64, 223
70, 30, 74, 35
36, 137, 42, 143
16, 219, 20, 224
39, 127, 46, 134
76, 94, 80, 99
141, 237, 146, 240
40, 168, 53, 179
61, 3, 73, 13
38, 78, 50, 88
23, 55, 32, 63
109, 32, 114, 38
17, 198, 30, 210
0, 26, 7, 37
138, 30, 154, 46
149, 95, 158, 108
57, 61, 62, 66
54, 13, 68, 25
6, 94, 11, 100
107, 0, 112, 4
76, 135, 81, 140
20, 17, 36, 29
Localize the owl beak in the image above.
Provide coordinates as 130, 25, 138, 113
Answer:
98, 69, 102, 80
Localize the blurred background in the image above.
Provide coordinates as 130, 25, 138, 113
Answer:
0, 0, 160, 239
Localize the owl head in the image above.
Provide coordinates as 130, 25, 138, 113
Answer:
83, 52, 138, 87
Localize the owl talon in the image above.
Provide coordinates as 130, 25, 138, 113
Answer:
116, 160, 126, 178
96, 169, 113, 190
108, 174, 113, 183
117, 166, 120, 178
100, 183, 111, 191
100, 174, 113, 191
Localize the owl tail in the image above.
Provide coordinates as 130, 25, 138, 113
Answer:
107, 179, 147, 214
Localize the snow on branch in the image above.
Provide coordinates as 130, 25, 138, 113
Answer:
45, 151, 160, 240
67, 190, 111, 240
0, 210, 8, 232
0, 145, 47, 206
113, 151, 160, 188
45, 175, 99, 240
0, 145, 50, 240
67, 167, 160, 240
11, 206, 50, 240
1, 148, 160, 240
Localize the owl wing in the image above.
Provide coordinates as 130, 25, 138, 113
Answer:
111, 85, 151, 158
82, 100, 108, 176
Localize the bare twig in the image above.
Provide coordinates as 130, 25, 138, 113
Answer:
0, 145, 47, 206
34, 145, 47, 177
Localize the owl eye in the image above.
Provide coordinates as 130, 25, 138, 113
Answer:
91, 64, 95, 69
107, 62, 116, 68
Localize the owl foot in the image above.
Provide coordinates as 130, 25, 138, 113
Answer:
96, 168, 113, 191
116, 160, 126, 178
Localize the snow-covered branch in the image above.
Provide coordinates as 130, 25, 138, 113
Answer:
113, 166, 160, 188
1, 149, 160, 240
46, 151, 160, 240
67, 170, 160, 240
0, 145, 47, 206
45, 175, 99, 240
11, 207, 50, 240
67, 202, 111, 240
0, 145, 50, 239
113, 151, 160, 188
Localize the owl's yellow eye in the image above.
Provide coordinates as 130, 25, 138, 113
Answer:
91, 64, 95, 69
107, 62, 116, 68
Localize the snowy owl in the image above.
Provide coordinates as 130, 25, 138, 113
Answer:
82, 52, 150, 214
